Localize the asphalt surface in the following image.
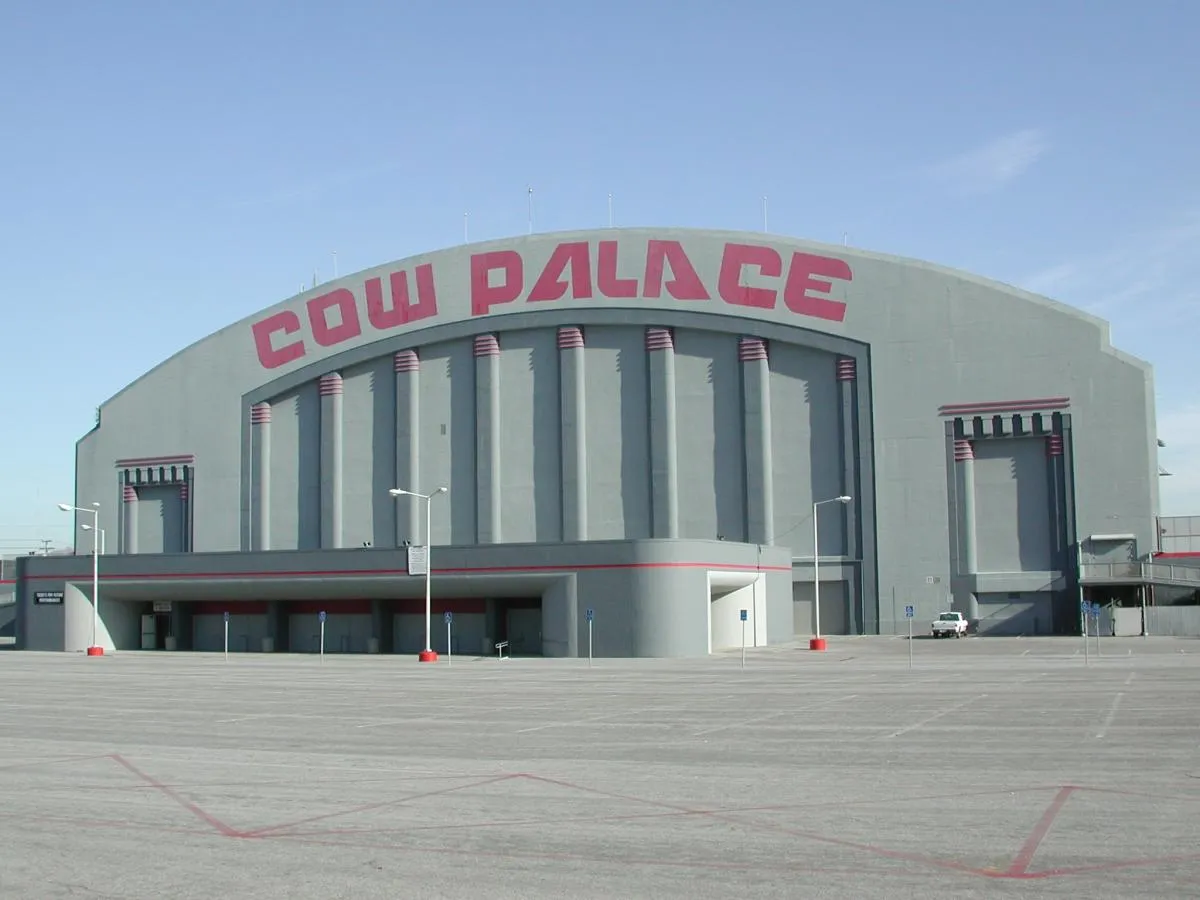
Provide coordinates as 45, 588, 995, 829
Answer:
2, 635, 1198, 899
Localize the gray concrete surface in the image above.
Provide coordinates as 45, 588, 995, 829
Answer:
2, 636, 1199, 898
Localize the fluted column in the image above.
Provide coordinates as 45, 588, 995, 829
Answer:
250, 402, 271, 550
647, 327, 679, 538
474, 335, 501, 543
319, 373, 344, 549
1047, 432, 1065, 570
122, 483, 138, 555
394, 350, 421, 545
740, 337, 773, 545
955, 437, 980, 623
558, 327, 587, 542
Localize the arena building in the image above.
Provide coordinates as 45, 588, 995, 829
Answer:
13, 227, 1167, 657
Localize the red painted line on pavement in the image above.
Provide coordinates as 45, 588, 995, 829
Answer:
111, 754, 243, 838
1006, 785, 1076, 876
241, 773, 520, 837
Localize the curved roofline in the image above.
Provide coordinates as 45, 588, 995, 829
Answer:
86, 226, 1148, 422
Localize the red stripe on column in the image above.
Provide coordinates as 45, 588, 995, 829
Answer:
250, 403, 272, 424
1047, 435, 1064, 457
557, 326, 584, 349
836, 357, 857, 381
738, 337, 767, 361
394, 349, 420, 372
645, 327, 673, 351
179, 484, 189, 501
474, 334, 500, 357
318, 373, 343, 396
123, 485, 138, 502
954, 439, 975, 462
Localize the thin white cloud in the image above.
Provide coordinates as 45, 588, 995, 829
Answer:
928, 128, 1049, 194
1017, 208, 1200, 317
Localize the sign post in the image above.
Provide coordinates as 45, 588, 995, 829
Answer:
319, 610, 326, 662
445, 611, 453, 667
740, 609, 748, 670
1095, 602, 1103, 657
1082, 601, 1090, 666
905, 605, 914, 669
585, 608, 594, 668
223, 611, 229, 662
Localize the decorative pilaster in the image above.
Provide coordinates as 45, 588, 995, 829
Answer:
394, 350, 421, 545
836, 356, 860, 562
319, 373, 344, 549
250, 402, 271, 551
646, 327, 679, 538
474, 335, 501, 543
179, 481, 190, 552
558, 327, 587, 542
122, 483, 138, 555
1047, 433, 1065, 567
740, 337, 773, 544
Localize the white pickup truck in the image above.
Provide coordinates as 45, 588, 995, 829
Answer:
931, 611, 969, 638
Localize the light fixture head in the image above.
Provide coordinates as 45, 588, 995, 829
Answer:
435, 486, 448, 494
57, 503, 71, 512
837, 495, 852, 503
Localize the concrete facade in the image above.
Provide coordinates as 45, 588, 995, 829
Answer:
16, 228, 1163, 653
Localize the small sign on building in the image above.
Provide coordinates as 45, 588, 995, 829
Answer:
34, 591, 64, 605
406, 545, 429, 576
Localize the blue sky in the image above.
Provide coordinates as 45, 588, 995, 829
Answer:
1, 0, 1197, 553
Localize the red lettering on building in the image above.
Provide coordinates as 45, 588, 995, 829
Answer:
252, 311, 306, 369
597, 240, 638, 298
643, 240, 710, 300
783, 252, 851, 322
307, 289, 362, 347
366, 264, 439, 329
471, 250, 523, 316
248, 237, 856, 370
718, 243, 782, 309
528, 242, 593, 302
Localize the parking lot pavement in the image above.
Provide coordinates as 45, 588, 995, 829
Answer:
2, 636, 1198, 899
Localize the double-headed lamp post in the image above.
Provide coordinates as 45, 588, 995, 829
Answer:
389, 486, 448, 662
811, 495, 853, 652
58, 501, 103, 656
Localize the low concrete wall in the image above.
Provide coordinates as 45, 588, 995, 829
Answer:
1146, 606, 1200, 637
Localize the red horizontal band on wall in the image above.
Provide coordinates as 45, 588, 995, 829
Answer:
192, 601, 270, 616
836, 357, 856, 381
24, 560, 794, 583
1153, 552, 1200, 559
938, 397, 1070, 417
474, 334, 500, 357
318, 373, 343, 396
114, 454, 196, 468
395, 597, 488, 615
250, 403, 272, 424
645, 327, 673, 351
394, 349, 419, 372
954, 439, 975, 462
557, 326, 584, 349
290, 599, 372, 615
738, 337, 767, 361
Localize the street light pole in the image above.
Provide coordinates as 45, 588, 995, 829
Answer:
389, 485, 448, 662
811, 495, 852, 652
58, 501, 102, 656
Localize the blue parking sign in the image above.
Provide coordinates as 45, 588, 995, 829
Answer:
586, 608, 594, 622
318, 610, 326, 623
739, 609, 748, 622
905, 605, 914, 618
444, 611, 453, 624
223, 611, 229, 623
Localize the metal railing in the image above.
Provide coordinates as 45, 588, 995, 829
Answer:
1081, 562, 1200, 588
